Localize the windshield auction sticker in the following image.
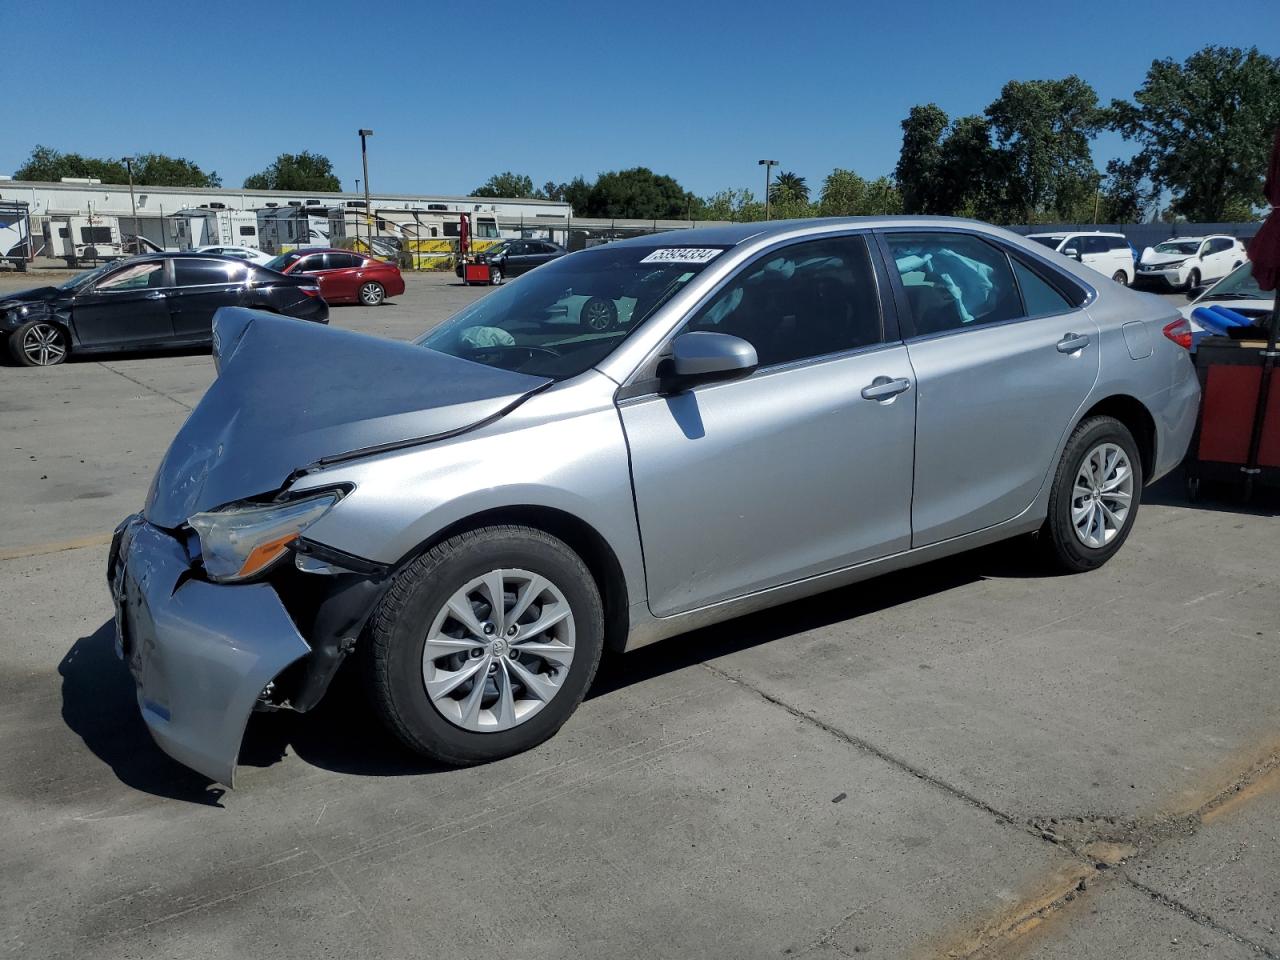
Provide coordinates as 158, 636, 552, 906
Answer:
639, 248, 723, 264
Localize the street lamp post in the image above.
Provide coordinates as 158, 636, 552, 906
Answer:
758, 159, 778, 221
122, 156, 139, 245
358, 129, 373, 253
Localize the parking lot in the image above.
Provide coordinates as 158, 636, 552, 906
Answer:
1, 270, 1278, 959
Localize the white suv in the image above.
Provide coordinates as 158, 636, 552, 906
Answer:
1026, 232, 1136, 285
1136, 235, 1246, 291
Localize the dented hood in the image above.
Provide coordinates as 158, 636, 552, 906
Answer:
145, 307, 549, 528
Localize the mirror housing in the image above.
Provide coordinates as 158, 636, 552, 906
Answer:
1062, 246, 1081, 261
662, 331, 758, 392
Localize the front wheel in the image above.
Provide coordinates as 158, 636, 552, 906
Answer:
1038, 416, 1143, 573
359, 281, 385, 306
10, 320, 69, 366
366, 525, 604, 766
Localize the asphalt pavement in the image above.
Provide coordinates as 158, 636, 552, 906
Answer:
0, 269, 1277, 960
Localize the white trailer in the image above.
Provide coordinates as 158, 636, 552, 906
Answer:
0, 201, 32, 272
256, 205, 332, 254
44, 214, 126, 266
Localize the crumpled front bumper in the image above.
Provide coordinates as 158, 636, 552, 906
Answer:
107, 515, 311, 786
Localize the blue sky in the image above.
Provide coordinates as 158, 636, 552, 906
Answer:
3, 0, 1277, 198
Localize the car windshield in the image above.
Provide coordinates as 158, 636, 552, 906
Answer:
1154, 241, 1201, 255
481, 241, 512, 257
1199, 261, 1268, 301
265, 252, 302, 272
418, 244, 728, 379
60, 261, 117, 289
1029, 236, 1064, 250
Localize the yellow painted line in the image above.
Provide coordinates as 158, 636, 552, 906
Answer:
0, 531, 114, 562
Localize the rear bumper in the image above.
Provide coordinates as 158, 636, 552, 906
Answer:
107, 516, 311, 786
1149, 356, 1202, 482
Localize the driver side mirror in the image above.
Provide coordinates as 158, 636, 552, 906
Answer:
1062, 247, 1081, 261
662, 331, 758, 392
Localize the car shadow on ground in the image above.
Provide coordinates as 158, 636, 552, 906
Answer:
61, 540, 1048, 802
1143, 470, 1280, 517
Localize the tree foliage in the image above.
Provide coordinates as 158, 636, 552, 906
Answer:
817, 169, 901, 216
769, 171, 809, 205
1110, 46, 1280, 221
895, 104, 949, 214
471, 171, 536, 198
15, 145, 219, 187
243, 152, 341, 191
583, 167, 693, 219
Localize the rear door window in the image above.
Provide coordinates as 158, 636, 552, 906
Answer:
1010, 259, 1072, 317
174, 258, 246, 286
297, 254, 329, 272
684, 234, 884, 367
884, 232, 1023, 336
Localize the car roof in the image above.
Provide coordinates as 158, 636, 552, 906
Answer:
1026, 230, 1125, 238
607, 216, 1013, 250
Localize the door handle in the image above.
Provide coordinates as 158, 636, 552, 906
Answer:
861, 376, 911, 401
144, 291, 166, 300
1057, 333, 1091, 353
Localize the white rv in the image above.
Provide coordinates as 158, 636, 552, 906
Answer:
256, 204, 332, 254
45, 214, 126, 266
170, 207, 262, 250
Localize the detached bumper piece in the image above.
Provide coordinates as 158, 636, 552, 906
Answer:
108, 515, 311, 786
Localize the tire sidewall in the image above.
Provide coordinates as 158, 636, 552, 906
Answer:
1045, 417, 1143, 571
375, 529, 603, 764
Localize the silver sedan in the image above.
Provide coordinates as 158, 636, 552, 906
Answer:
109, 217, 1201, 784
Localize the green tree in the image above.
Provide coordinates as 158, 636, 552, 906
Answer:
817, 169, 901, 216
935, 115, 1000, 219
1110, 46, 1280, 222
471, 171, 536, 198
130, 153, 220, 187
984, 75, 1103, 222
15, 145, 127, 183
584, 167, 691, 219
1097, 158, 1152, 223
243, 152, 341, 191
697, 188, 763, 221
769, 171, 809, 205
895, 104, 950, 214
537, 176, 594, 213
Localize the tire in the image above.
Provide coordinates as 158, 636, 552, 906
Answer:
1186, 268, 1200, 292
358, 281, 385, 306
1038, 416, 1143, 573
9, 320, 69, 366
367, 525, 605, 766
1111, 270, 1129, 286
489, 265, 503, 285
581, 296, 618, 331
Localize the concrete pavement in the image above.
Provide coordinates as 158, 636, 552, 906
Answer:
0, 271, 1277, 959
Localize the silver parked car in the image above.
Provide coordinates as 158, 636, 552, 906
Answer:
109, 218, 1201, 784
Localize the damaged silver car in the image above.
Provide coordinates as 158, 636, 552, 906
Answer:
109, 218, 1201, 785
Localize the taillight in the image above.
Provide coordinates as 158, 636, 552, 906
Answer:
300, 286, 320, 298
1162, 317, 1193, 350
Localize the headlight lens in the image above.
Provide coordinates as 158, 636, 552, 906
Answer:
1162, 259, 1187, 269
188, 491, 342, 582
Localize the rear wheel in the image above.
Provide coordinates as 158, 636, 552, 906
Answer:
359, 281, 385, 306
1038, 416, 1142, 572
1111, 269, 1129, 286
367, 525, 604, 766
489, 265, 503, 285
10, 320, 69, 366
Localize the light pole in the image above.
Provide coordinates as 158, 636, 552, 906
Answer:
758, 159, 778, 221
358, 129, 373, 253
122, 156, 139, 245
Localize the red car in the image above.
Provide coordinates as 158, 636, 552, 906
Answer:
266, 248, 405, 306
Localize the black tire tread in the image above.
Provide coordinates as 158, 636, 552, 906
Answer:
367, 524, 603, 766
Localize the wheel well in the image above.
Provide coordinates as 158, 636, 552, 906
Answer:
400, 506, 631, 654
1080, 395, 1156, 482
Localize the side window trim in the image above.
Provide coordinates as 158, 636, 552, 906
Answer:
618, 229, 898, 398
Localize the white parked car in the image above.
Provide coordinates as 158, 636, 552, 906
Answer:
1178, 260, 1272, 342
1137, 235, 1246, 291
1026, 232, 1136, 285
194, 245, 276, 267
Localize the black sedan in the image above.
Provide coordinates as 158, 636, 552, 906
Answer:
1, 253, 328, 366
455, 238, 566, 284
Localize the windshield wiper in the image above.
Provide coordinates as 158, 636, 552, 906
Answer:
1200, 293, 1264, 302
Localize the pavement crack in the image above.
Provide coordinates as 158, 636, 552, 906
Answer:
1117, 873, 1280, 960
700, 662, 1023, 829
95, 361, 193, 410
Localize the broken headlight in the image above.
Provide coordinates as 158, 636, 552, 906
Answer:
187, 491, 343, 583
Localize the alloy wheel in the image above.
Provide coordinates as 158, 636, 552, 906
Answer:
1071, 442, 1134, 549
422, 568, 576, 732
359, 282, 384, 305
583, 298, 614, 331
489, 266, 503, 285
1112, 270, 1128, 286
21, 322, 67, 366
